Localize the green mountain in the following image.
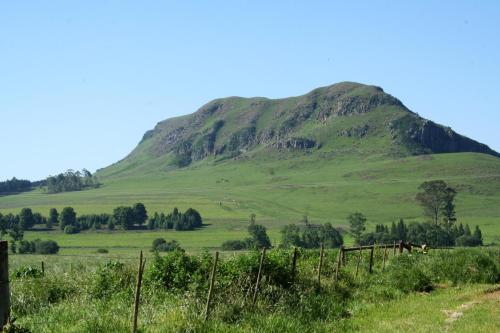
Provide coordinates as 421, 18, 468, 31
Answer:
100, 82, 498, 178
1, 82, 499, 245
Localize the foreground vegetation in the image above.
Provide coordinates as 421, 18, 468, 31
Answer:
7, 247, 500, 332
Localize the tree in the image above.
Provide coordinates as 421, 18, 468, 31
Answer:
113, 206, 135, 230
319, 223, 343, 248
281, 224, 302, 247
416, 180, 456, 226
60, 207, 77, 230
48, 208, 59, 228
473, 225, 483, 246
348, 212, 367, 244
132, 203, 148, 225
184, 208, 202, 228
247, 216, 271, 249
19, 208, 35, 230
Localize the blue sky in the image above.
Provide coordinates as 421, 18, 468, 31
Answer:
1, 1, 499, 180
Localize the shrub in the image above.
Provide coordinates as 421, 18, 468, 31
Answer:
12, 266, 43, 279
424, 249, 499, 284
34, 240, 60, 254
17, 240, 35, 254
455, 235, 482, 247
91, 261, 135, 299
152, 238, 181, 252
383, 254, 433, 293
64, 225, 80, 234
221, 240, 248, 250
96, 248, 109, 254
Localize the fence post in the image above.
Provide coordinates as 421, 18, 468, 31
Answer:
334, 246, 342, 283
252, 248, 266, 306
291, 247, 298, 283
382, 245, 388, 272
355, 245, 362, 278
368, 244, 375, 274
132, 251, 145, 333
398, 241, 404, 254
392, 241, 396, 256
41, 261, 45, 275
317, 244, 324, 287
0, 241, 9, 330
204, 251, 219, 321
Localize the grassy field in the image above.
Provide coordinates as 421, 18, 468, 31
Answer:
1, 151, 500, 251
7, 247, 500, 332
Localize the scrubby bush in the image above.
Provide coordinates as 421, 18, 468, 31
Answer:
96, 248, 109, 253
91, 261, 135, 299
424, 249, 499, 284
383, 254, 433, 293
14, 239, 59, 254
151, 238, 181, 252
221, 239, 248, 250
12, 266, 44, 279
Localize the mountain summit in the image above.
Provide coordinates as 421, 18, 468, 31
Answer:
101, 82, 498, 177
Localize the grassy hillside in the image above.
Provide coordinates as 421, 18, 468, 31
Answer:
1, 151, 500, 250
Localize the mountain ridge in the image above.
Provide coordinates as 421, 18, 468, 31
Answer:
99, 82, 498, 177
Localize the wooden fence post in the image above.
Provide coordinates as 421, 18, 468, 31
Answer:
392, 241, 396, 256
132, 251, 146, 333
334, 246, 342, 283
41, 261, 45, 275
398, 241, 404, 254
252, 248, 266, 306
382, 245, 388, 272
355, 245, 362, 278
204, 251, 219, 321
368, 244, 375, 274
291, 247, 298, 283
0, 241, 9, 330
317, 244, 324, 287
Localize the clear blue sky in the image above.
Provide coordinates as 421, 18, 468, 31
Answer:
1, 1, 499, 180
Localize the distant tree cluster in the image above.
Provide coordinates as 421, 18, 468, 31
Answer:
358, 219, 483, 247
147, 207, 203, 231
281, 217, 343, 249
221, 214, 272, 250
17, 239, 59, 254
0, 177, 32, 195
46, 169, 99, 194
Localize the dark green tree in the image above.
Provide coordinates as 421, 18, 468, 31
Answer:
416, 180, 456, 226
348, 212, 367, 244
48, 208, 59, 228
60, 207, 77, 230
281, 224, 302, 247
132, 203, 148, 225
473, 225, 483, 246
19, 208, 35, 230
113, 206, 135, 230
247, 215, 271, 249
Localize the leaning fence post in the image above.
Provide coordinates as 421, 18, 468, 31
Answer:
132, 251, 145, 333
0, 241, 9, 330
355, 245, 362, 278
382, 245, 388, 272
204, 251, 219, 321
317, 244, 324, 287
252, 248, 266, 306
291, 247, 298, 283
368, 244, 375, 274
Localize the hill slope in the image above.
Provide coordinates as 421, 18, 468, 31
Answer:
99, 82, 498, 178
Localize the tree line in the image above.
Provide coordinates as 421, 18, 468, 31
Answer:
0, 177, 32, 195
0, 203, 203, 237
347, 180, 484, 247
46, 169, 99, 193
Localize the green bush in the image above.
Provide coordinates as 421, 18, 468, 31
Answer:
34, 240, 60, 254
425, 249, 499, 284
12, 266, 43, 279
221, 239, 248, 250
152, 238, 181, 252
383, 254, 433, 293
96, 248, 109, 253
91, 261, 135, 299
64, 225, 80, 234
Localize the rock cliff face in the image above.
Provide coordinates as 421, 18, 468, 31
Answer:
111, 82, 498, 171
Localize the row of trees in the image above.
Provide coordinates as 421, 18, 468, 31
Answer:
0, 203, 204, 236
46, 169, 99, 194
280, 217, 343, 248
147, 208, 203, 231
221, 214, 272, 250
0, 177, 32, 195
